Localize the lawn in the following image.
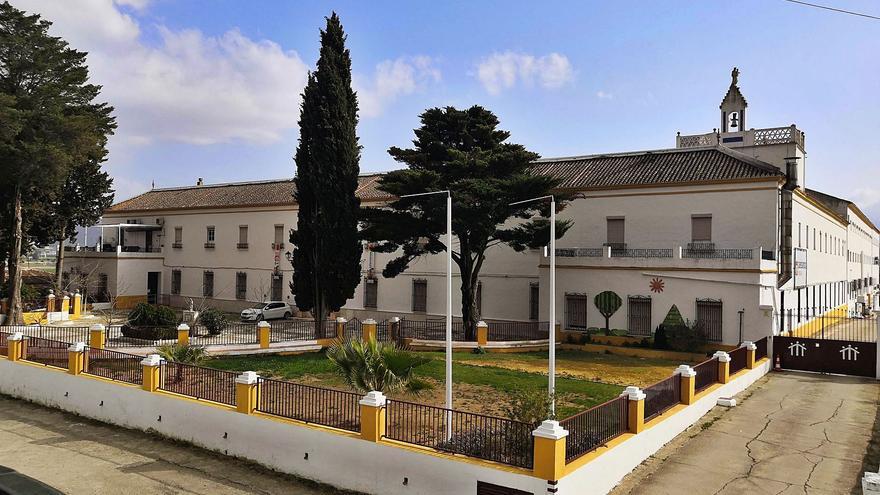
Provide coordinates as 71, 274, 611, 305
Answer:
208, 349, 681, 419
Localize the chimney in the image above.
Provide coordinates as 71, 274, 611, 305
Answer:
196, 178, 204, 186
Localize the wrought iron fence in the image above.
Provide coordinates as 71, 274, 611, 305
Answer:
0, 331, 8, 356
610, 248, 673, 258
777, 308, 877, 342
158, 361, 237, 406
266, 320, 319, 343
84, 348, 143, 385
486, 321, 550, 341
728, 346, 747, 375
693, 358, 718, 392
385, 399, 534, 469
23, 337, 69, 369
556, 247, 605, 258
755, 336, 768, 361
643, 375, 680, 421
682, 248, 754, 260
256, 378, 361, 432
399, 319, 469, 341
559, 395, 628, 462
189, 322, 259, 346
105, 325, 178, 348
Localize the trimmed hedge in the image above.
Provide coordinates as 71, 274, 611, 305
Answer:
120, 324, 177, 341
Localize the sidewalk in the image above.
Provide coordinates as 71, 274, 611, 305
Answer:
612, 372, 880, 495
0, 395, 353, 495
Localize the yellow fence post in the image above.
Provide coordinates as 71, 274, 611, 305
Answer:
61, 295, 70, 315
743, 341, 757, 369
68, 342, 85, 375
390, 316, 400, 341
555, 321, 563, 343
7, 333, 24, 362
257, 320, 271, 349
46, 291, 56, 313
177, 323, 190, 346
336, 317, 347, 340
676, 365, 696, 405
532, 420, 568, 481
141, 354, 162, 392
89, 324, 106, 350
72, 291, 82, 319
359, 391, 386, 442
362, 319, 377, 342
714, 351, 731, 384
477, 320, 488, 346
235, 371, 260, 414
622, 386, 646, 434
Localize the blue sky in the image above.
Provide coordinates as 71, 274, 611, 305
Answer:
12, 0, 880, 220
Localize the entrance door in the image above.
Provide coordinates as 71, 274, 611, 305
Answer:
147, 272, 160, 304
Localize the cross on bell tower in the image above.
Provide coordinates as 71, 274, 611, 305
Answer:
720, 67, 747, 133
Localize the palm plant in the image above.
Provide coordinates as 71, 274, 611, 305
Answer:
156, 343, 209, 383
326, 337, 431, 394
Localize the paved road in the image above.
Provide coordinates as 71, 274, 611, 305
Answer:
612, 372, 880, 495
0, 395, 353, 495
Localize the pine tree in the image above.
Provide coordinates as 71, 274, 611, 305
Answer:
289, 13, 362, 330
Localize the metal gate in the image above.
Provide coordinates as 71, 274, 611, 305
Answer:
774, 336, 876, 378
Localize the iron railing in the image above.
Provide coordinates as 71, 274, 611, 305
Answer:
266, 320, 320, 343
755, 337, 768, 361
256, 378, 361, 432
486, 321, 550, 341
643, 375, 680, 421
556, 247, 605, 258
105, 325, 177, 348
23, 337, 69, 369
399, 319, 469, 341
385, 399, 534, 469
728, 346, 747, 375
693, 358, 718, 392
84, 347, 143, 385
158, 361, 237, 406
777, 308, 877, 342
189, 323, 259, 346
559, 395, 628, 462
682, 248, 754, 260
610, 248, 673, 258
0, 331, 8, 356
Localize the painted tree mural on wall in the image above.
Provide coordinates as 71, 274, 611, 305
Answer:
594, 290, 622, 334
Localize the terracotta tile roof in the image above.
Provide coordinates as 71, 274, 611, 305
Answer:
108, 146, 782, 213
108, 174, 389, 213
530, 145, 782, 190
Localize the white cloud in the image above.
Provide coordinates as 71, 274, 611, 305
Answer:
596, 90, 614, 100
476, 51, 574, 95
12, 0, 309, 145
356, 56, 441, 118
851, 188, 880, 210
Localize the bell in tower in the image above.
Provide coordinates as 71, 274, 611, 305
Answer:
720, 67, 747, 133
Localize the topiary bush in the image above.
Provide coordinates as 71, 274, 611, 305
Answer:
198, 308, 228, 335
121, 303, 179, 341
120, 325, 178, 341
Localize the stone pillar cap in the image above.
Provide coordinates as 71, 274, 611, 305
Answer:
235, 371, 260, 384
713, 351, 731, 363
675, 364, 696, 377
62, 295, 70, 300
476, 320, 488, 328
257, 320, 270, 328
359, 390, 387, 407
742, 341, 757, 351
177, 323, 190, 331
532, 419, 569, 439
8, 332, 24, 341
621, 386, 646, 401
48, 293, 56, 298
68, 342, 86, 352
363, 318, 377, 325
90, 323, 106, 332
336, 317, 347, 323
140, 354, 162, 366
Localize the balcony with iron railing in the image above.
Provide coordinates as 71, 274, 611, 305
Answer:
676, 125, 805, 151
554, 244, 776, 270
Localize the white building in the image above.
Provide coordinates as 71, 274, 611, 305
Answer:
66, 69, 879, 344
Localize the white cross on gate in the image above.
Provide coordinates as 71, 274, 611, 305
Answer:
788, 341, 807, 357
840, 345, 860, 361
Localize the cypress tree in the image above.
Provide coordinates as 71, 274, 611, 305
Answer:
290, 13, 362, 330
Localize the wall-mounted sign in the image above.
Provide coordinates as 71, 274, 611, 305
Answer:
793, 247, 808, 288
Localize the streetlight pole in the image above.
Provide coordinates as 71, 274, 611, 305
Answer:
510, 195, 556, 415
401, 190, 453, 411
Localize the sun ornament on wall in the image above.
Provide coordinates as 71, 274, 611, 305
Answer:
649, 277, 665, 293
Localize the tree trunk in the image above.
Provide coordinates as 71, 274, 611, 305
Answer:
459, 260, 478, 341
7, 185, 24, 324
55, 238, 65, 290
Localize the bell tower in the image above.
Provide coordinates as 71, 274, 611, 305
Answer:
720, 67, 747, 133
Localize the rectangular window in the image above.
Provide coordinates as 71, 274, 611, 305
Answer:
606, 217, 625, 246
203, 271, 214, 298
238, 225, 248, 248
695, 299, 723, 342
798, 222, 802, 248
205, 226, 215, 248
364, 278, 378, 308
274, 225, 284, 250
411, 279, 427, 313
691, 215, 712, 242
173, 227, 183, 248
271, 275, 283, 301
628, 296, 652, 336
171, 269, 181, 295
529, 283, 539, 321
565, 294, 588, 330
236, 272, 247, 300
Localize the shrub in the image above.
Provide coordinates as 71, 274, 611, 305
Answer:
653, 325, 669, 349
120, 324, 178, 341
127, 303, 178, 327
578, 333, 591, 345
156, 343, 209, 366
664, 320, 707, 353
327, 337, 432, 394
198, 308, 228, 335
505, 389, 555, 427
471, 346, 487, 355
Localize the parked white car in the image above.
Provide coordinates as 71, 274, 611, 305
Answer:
240, 301, 293, 321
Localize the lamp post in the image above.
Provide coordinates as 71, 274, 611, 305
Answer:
400, 190, 453, 411
510, 195, 556, 415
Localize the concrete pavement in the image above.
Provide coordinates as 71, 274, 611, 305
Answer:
0, 395, 354, 495
612, 372, 880, 495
